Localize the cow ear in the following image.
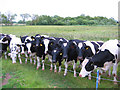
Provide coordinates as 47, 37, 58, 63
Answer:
31, 36, 35, 40
41, 36, 45, 39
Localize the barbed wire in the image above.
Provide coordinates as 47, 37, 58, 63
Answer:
45, 63, 120, 83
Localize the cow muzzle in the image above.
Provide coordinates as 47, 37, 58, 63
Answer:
77, 56, 83, 60
52, 60, 56, 63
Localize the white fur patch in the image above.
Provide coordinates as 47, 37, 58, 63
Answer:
63, 43, 67, 47
54, 50, 57, 52
43, 39, 50, 54
78, 42, 83, 49
80, 58, 91, 77
84, 41, 96, 55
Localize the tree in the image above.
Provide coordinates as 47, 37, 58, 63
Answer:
20, 13, 31, 23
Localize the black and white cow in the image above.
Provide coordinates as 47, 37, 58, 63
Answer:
31, 34, 50, 70
47, 37, 68, 72
79, 39, 120, 84
58, 39, 84, 77
8, 34, 24, 64
0, 34, 11, 59
20, 35, 36, 64
77, 41, 103, 79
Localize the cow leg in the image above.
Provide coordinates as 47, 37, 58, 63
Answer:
58, 60, 61, 72
29, 54, 32, 64
98, 69, 103, 84
25, 52, 28, 64
48, 55, 53, 71
108, 68, 111, 77
42, 55, 46, 71
4, 51, 7, 59
50, 63, 53, 71
33, 56, 36, 65
42, 60, 45, 70
64, 60, 68, 76
73, 60, 77, 77
112, 61, 118, 84
54, 64, 57, 73
88, 73, 91, 80
18, 52, 22, 64
37, 56, 40, 70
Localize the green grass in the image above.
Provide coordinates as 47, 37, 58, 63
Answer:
1, 25, 120, 88
1, 25, 118, 41
2, 58, 120, 88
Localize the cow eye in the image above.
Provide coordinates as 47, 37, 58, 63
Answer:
60, 53, 62, 55
86, 47, 89, 50
40, 44, 43, 46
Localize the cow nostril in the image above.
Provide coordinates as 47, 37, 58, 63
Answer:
21, 52, 24, 55
52, 60, 56, 63
63, 56, 67, 59
77, 56, 83, 60
28, 52, 31, 54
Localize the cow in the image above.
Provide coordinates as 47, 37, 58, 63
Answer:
20, 35, 36, 64
77, 41, 103, 79
0, 34, 11, 59
8, 34, 24, 64
31, 34, 50, 70
79, 39, 120, 84
47, 37, 68, 72
58, 39, 84, 77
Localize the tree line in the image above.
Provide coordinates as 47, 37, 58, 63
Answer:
0, 12, 117, 26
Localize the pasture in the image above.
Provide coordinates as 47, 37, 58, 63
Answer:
1, 25, 120, 88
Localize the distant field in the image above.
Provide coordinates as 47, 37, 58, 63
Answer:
1, 25, 120, 88
1, 25, 118, 41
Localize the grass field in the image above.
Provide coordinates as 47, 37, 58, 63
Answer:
1, 25, 120, 88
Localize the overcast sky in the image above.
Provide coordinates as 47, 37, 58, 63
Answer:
0, 0, 119, 21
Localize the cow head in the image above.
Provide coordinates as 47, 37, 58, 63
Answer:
58, 41, 69, 60
52, 48, 63, 63
0, 35, 11, 44
77, 42, 94, 61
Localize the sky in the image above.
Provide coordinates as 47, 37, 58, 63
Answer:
0, 0, 119, 21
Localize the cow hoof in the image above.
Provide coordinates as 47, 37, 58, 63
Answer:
42, 68, 44, 71
98, 80, 100, 84
74, 74, 77, 77
50, 68, 52, 71
88, 77, 91, 80
107, 74, 111, 77
25, 62, 27, 64
64, 74, 67, 76
79, 74, 82, 77
34, 64, 36, 65
20, 62, 22, 64
37, 67, 39, 70
114, 81, 117, 84
54, 69, 57, 73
